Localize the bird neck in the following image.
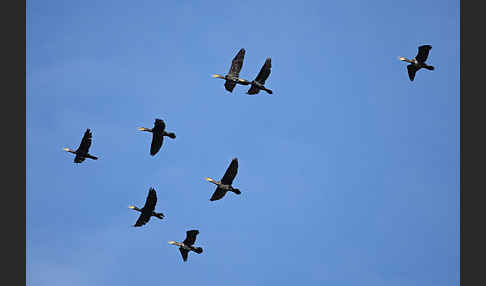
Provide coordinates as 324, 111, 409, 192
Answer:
64, 148, 76, 154
129, 206, 142, 212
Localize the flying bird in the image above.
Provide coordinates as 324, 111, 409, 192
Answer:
63, 128, 99, 163
247, 58, 273, 95
205, 158, 241, 201
168, 230, 203, 262
138, 119, 176, 156
212, 48, 251, 92
129, 187, 165, 227
399, 45, 435, 81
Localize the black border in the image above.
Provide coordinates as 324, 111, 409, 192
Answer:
2, 0, 26, 285
462, 0, 486, 285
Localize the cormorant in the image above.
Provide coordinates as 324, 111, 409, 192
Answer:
399, 45, 435, 81
138, 119, 176, 156
247, 58, 273, 95
129, 187, 165, 227
212, 48, 251, 92
168, 230, 203, 262
205, 158, 241, 201
63, 128, 98, 163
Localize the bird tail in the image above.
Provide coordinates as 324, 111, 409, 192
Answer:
424, 65, 435, 71
193, 247, 203, 254
231, 188, 241, 195
166, 132, 176, 139
153, 212, 165, 219
86, 154, 98, 160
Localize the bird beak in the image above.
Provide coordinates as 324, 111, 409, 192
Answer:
168, 241, 176, 245
129, 206, 135, 209
212, 74, 223, 79
63, 148, 70, 152
205, 177, 214, 182
398, 57, 406, 61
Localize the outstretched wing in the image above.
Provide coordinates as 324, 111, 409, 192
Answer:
142, 188, 157, 212
77, 129, 92, 153
74, 154, 85, 163
227, 48, 245, 77
134, 212, 151, 227
150, 133, 164, 156
247, 84, 260, 95
183, 230, 199, 246
179, 248, 189, 261
224, 80, 237, 92
154, 119, 166, 130
253, 58, 272, 84
210, 187, 227, 201
407, 64, 417, 81
221, 158, 238, 185
415, 45, 432, 63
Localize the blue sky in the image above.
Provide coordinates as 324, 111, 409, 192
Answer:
27, 0, 459, 285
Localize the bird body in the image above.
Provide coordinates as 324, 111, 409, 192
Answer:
206, 158, 241, 201
64, 128, 99, 163
138, 118, 176, 156
212, 48, 251, 92
129, 187, 165, 227
399, 45, 434, 81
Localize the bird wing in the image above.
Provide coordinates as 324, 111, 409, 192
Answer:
150, 132, 164, 156
142, 188, 157, 212
415, 45, 432, 63
154, 119, 166, 130
179, 248, 189, 261
247, 84, 260, 95
407, 64, 417, 81
134, 213, 151, 227
210, 187, 227, 201
77, 129, 92, 153
183, 230, 199, 246
74, 154, 85, 163
227, 48, 245, 77
221, 158, 238, 185
253, 58, 272, 84
224, 80, 237, 92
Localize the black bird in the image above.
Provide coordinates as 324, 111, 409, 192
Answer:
138, 119, 176, 156
168, 230, 203, 262
205, 158, 241, 201
247, 58, 273, 95
399, 45, 435, 81
129, 187, 165, 227
64, 128, 98, 163
212, 48, 251, 92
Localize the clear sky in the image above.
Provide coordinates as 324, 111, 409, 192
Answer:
27, 0, 459, 285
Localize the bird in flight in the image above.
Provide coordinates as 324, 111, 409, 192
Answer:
205, 158, 241, 201
129, 187, 165, 227
63, 128, 98, 163
399, 45, 435, 81
168, 230, 203, 262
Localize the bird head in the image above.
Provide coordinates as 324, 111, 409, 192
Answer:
212, 74, 225, 79
168, 241, 177, 245
63, 148, 75, 154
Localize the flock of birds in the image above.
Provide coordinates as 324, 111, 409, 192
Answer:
62, 45, 435, 262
